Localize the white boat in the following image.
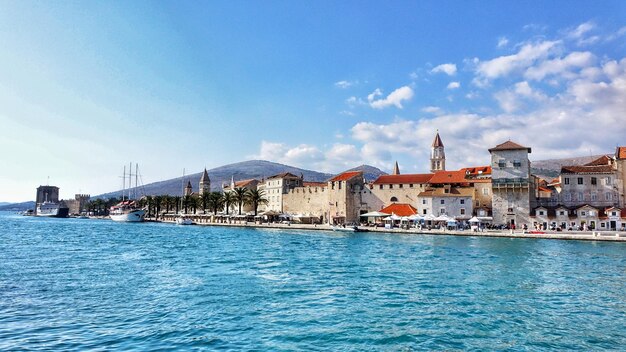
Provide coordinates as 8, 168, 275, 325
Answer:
175, 215, 193, 225
175, 168, 193, 225
110, 163, 146, 223
36, 201, 60, 217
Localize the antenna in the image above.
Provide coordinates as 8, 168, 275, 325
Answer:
47, 176, 49, 186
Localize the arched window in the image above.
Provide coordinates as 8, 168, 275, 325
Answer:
390, 197, 398, 202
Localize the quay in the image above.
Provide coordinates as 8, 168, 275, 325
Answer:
152, 214, 626, 243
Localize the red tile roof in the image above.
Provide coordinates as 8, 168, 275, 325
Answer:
379, 203, 418, 217
488, 140, 531, 152
538, 186, 552, 193
617, 146, 626, 160
329, 171, 362, 182
462, 166, 492, 176
267, 172, 300, 180
372, 173, 433, 184
585, 155, 612, 166
428, 170, 469, 184
235, 179, 257, 187
561, 165, 614, 174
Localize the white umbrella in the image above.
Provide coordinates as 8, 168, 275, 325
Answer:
389, 213, 401, 221
408, 214, 423, 221
400, 216, 410, 222
360, 211, 390, 217
468, 216, 480, 223
434, 214, 451, 222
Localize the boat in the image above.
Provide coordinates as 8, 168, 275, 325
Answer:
36, 201, 69, 218
175, 168, 193, 225
331, 225, 368, 232
110, 163, 146, 223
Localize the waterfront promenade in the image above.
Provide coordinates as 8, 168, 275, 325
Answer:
149, 216, 626, 243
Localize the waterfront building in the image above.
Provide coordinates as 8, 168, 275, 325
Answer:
259, 172, 303, 212
614, 146, 626, 207
489, 140, 533, 227
558, 155, 619, 209
370, 173, 433, 211
199, 168, 211, 195
430, 131, 446, 173
417, 186, 473, 219
64, 194, 90, 215
282, 181, 327, 223
327, 170, 368, 224
223, 178, 260, 214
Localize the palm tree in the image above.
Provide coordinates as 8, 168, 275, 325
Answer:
154, 195, 163, 220
164, 195, 175, 214
143, 195, 153, 218
201, 192, 210, 214
233, 187, 249, 215
246, 189, 268, 216
173, 196, 182, 214
222, 192, 235, 215
208, 192, 224, 215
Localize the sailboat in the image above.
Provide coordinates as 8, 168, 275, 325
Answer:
110, 163, 146, 222
176, 169, 193, 225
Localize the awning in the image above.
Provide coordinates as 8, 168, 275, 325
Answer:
360, 211, 390, 217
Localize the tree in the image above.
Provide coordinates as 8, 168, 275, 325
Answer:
246, 189, 268, 216
233, 187, 249, 215
201, 192, 210, 214
173, 196, 182, 214
154, 195, 163, 220
208, 192, 224, 215
222, 192, 234, 215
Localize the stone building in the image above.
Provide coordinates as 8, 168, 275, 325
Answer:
613, 146, 626, 207
327, 170, 368, 224
558, 155, 619, 209
282, 182, 327, 222
64, 194, 90, 215
417, 186, 474, 219
489, 140, 533, 227
370, 173, 433, 210
223, 178, 260, 214
199, 168, 211, 195
184, 180, 193, 196
35, 185, 60, 215
259, 172, 303, 212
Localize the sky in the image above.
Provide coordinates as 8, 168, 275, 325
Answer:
0, 1, 625, 202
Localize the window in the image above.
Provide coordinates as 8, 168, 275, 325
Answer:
379, 184, 383, 190
460, 199, 465, 205
338, 182, 342, 189
581, 211, 586, 216
513, 160, 522, 168
559, 211, 565, 216
507, 207, 514, 213
399, 184, 403, 189
591, 177, 597, 185
483, 188, 489, 195
577, 192, 583, 201
331, 182, 335, 190
605, 192, 612, 201
612, 211, 617, 216
444, 188, 450, 194
577, 177, 583, 185
564, 193, 572, 201
389, 184, 393, 189
539, 210, 544, 215
460, 208, 466, 215
423, 209, 427, 215
498, 159, 506, 168
589, 211, 595, 216
564, 178, 570, 185
440, 208, 446, 214
606, 177, 612, 185
422, 199, 427, 205
390, 197, 398, 202
409, 184, 414, 188
440, 199, 445, 205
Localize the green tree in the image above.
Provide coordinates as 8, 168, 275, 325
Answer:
173, 196, 182, 214
208, 192, 224, 215
246, 189, 268, 216
222, 192, 234, 215
201, 192, 210, 214
233, 187, 249, 215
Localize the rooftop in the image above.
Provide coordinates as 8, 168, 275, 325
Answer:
379, 203, 418, 217
372, 173, 433, 185
329, 171, 363, 182
488, 140, 532, 153
428, 170, 469, 184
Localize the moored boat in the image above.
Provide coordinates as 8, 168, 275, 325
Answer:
110, 163, 146, 223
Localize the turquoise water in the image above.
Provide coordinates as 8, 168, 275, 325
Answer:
1, 212, 625, 351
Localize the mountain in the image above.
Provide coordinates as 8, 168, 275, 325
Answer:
0, 201, 36, 211
94, 160, 387, 199
531, 155, 606, 180
0, 202, 10, 206
347, 164, 388, 182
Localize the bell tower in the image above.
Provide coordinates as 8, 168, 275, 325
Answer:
199, 168, 211, 195
430, 130, 446, 173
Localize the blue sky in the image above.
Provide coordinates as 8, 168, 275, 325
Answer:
1, 1, 625, 202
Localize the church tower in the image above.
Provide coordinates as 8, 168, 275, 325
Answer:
184, 180, 193, 196
199, 168, 211, 195
430, 131, 446, 173
392, 161, 400, 175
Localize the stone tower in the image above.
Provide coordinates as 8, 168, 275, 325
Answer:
489, 140, 532, 227
430, 131, 446, 173
392, 161, 400, 175
199, 168, 211, 195
184, 180, 193, 196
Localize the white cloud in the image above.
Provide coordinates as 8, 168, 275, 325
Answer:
367, 86, 414, 109
475, 40, 560, 82
524, 51, 595, 80
422, 106, 443, 114
497, 37, 509, 48
567, 22, 595, 40
339, 110, 355, 116
335, 80, 357, 89
447, 81, 461, 90
431, 63, 457, 76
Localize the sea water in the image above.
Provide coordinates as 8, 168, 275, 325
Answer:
1, 212, 625, 350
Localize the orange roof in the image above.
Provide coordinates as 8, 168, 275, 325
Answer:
428, 170, 469, 184
617, 146, 626, 160
538, 186, 552, 193
561, 165, 613, 174
379, 203, 418, 217
373, 173, 433, 184
488, 140, 531, 152
585, 155, 612, 166
329, 171, 362, 182
235, 179, 257, 187
462, 166, 492, 176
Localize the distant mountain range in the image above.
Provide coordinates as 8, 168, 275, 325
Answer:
94, 160, 387, 199
0, 201, 36, 211
531, 155, 605, 180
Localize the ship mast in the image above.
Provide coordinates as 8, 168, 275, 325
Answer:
135, 163, 139, 200
122, 165, 126, 201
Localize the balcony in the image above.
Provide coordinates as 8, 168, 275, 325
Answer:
492, 178, 530, 189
